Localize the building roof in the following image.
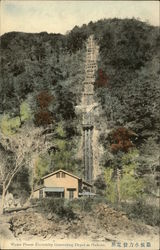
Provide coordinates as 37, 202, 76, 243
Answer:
79, 191, 96, 196
41, 169, 81, 180
44, 187, 64, 192
82, 180, 92, 187
33, 185, 44, 192
41, 169, 92, 186
34, 186, 64, 192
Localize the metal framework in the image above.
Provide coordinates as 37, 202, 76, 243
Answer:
82, 35, 99, 182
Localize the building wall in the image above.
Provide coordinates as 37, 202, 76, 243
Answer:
44, 172, 79, 199
82, 183, 92, 192
33, 190, 40, 198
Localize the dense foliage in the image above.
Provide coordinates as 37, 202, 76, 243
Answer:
0, 18, 159, 215
34, 198, 76, 220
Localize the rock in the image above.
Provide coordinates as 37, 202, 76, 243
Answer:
46, 234, 52, 239
10, 204, 16, 208
26, 208, 33, 212
72, 220, 78, 224
91, 229, 97, 233
7, 201, 153, 240
78, 215, 83, 219
60, 234, 65, 239
47, 213, 53, 220
64, 229, 70, 235
16, 202, 22, 208
43, 233, 48, 238
23, 200, 31, 207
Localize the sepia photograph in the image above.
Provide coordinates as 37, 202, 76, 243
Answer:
0, 0, 159, 249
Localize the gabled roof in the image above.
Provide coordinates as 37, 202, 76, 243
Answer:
82, 180, 92, 187
34, 185, 44, 192
41, 169, 81, 180
41, 169, 92, 186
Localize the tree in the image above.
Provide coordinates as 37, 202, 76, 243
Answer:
105, 149, 145, 203
35, 110, 53, 127
0, 101, 32, 135
36, 91, 53, 109
0, 124, 51, 214
93, 174, 107, 196
108, 127, 137, 203
34, 91, 54, 127
137, 137, 160, 196
34, 155, 50, 184
95, 68, 108, 88
0, 147, 13, 214
49, 123, 79, 174
110, 127, 136, 153
120, 150, 145, 201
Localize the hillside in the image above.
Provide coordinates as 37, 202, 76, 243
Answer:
0, 18, 160, 216
1, 18, 160, 130
1, 18, 160, 135
0, 200, 159, 249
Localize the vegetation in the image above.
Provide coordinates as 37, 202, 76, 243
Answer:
117, 201, 160, 227
34, 198, 76, 220
0, 124, 50, 214
0, 18, 159, 225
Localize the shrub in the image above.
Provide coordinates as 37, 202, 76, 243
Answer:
33, 198, 76, 220
120, 200, 160, 227
105, 168, 117, 203
70, 197, 107, 212
94, 174, 107, 196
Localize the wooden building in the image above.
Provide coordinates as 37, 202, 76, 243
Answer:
33, 169, 92, 199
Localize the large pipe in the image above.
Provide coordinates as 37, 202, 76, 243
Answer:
82, 35, 99, 182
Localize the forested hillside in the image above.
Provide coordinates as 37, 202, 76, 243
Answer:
0, 18, 160, 207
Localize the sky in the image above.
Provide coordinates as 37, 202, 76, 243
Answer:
0, 1, 159, 35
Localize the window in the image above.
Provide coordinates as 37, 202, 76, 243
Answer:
69, 190, 74, 199
56, 173, 60, 178
67, 188, 76, 199
39, 189, 43, 198
45, 192, 64, 198
62, 172, 65, 178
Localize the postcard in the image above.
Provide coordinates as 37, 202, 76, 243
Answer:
0, 1, 159, 249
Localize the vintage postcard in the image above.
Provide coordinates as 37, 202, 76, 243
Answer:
0, 0, 159, 249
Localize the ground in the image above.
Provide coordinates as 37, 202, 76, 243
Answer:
0, 203, 159, 250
